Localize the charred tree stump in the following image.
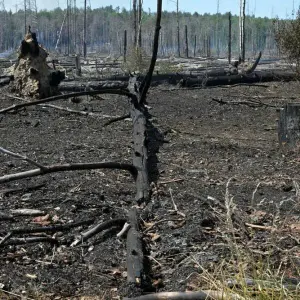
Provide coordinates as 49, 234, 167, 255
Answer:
278, 104, 300, 147
75, 55, 81, 76
12, 27, 64, 99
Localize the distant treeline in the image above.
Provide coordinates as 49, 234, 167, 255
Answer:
0, 5, 278, 57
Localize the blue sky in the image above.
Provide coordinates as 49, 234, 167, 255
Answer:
6, 0, 298, 19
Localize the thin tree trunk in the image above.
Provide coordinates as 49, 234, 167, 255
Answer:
216, 0, 220, 57
74, 0, 77, 53
24, 0, 27, 34
67, 0, 70, 55
239, 0, 246, 62
228, 12, 232, 64
138, 0, 142, 48
193, 35, 196, 57
133, 0, 137, 46
176, 0, 180, 57
184, 25, 188, 58
83, 0, 87, 57
124, 29, 127, 62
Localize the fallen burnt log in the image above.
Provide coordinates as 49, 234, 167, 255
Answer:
59, 80, 128, 92
180, 71, 296, 87
126, 208, 144, 295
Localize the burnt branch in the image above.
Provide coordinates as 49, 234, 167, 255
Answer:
0, 161, 137, 184
245, 51, 262, 74
2, 219, 95, 235
104, 114, 131, 126
140, 0, 162, 104
0, 147, 46, 170
0, 237, 58, 247
71, 218, 126, 246
0, 89, 134, 114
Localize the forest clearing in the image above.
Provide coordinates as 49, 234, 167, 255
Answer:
1, 0, 300, 299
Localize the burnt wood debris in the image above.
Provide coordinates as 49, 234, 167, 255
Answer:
0, 1, 300, 299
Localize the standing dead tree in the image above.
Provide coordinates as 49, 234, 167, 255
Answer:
228, 12, 232, 64
239, 0, 246, 62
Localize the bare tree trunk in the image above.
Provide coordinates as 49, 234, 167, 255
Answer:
176, 0, 180, 57
239, 0, 246, 62
83, 0, 87, 57
67, 0, 70, 55
228, 12, 232, 64
216, 0, 220, 57
138, 0, 142, 48
24, 0, 27, 35
74, 0, 77, 53
193, 35, 196, 57
124, 29, 127, 62
133, 0, 137, 46
184, 25, 188, 58
207, 35, 211, 57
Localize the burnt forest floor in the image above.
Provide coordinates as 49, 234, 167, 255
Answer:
1, 80, 300, 299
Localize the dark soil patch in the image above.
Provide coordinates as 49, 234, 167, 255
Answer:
1, 81, 300, 299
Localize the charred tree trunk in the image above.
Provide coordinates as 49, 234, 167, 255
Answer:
138, 0, 142, 48
176, 0, 180, 57
124, 29, 127, 63
193, 35, 196, 57
83, 0, 87, 57
133, 0, 137, 47
185, 25, 188, 58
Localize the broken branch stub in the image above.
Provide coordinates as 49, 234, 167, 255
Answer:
11, 26, 64, 99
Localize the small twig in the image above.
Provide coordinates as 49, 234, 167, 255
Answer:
0, 288, 34, 300
117, 222, 131, 239
103, 113, 131, 126
0, 147, 47, 170
144, 218, 185, 233
0, 183, 45, 196
251, 182, 261, 207
39, 103, 123, 119
71, 218, 126, 246
4, 219, 95, 235
10, 209, 45, 216
0, 236, 58, 247
0, 232, 12, 246
169, 188, 178, 211
245, 223, 275, 231
159, 178, 184, 185
0, 161, 137, 184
